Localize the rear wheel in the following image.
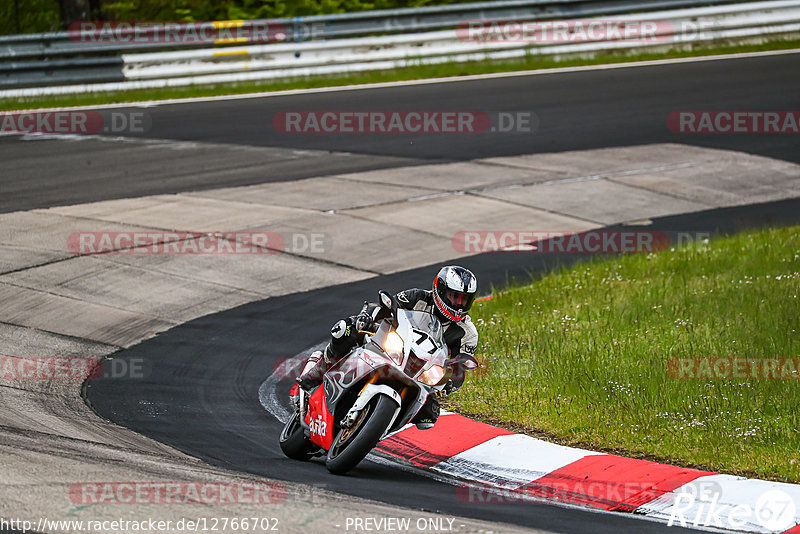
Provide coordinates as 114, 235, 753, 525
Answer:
325, 394, 396, 475
279, 410, 316, 461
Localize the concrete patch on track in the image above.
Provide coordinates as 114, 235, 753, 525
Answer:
0, 142, 798, 532
333, 161, 559, 191
0, 134, 421, 213
481, 178, 709, 225
47, 194, 313, 230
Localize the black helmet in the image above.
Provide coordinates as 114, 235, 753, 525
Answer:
432, 265, 477, 321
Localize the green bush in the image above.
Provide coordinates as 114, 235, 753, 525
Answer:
99, 0, 481, 21
0, 0, 61, 35
0, 0, 485, 33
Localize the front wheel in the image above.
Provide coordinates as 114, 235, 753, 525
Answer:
326, 394, 396, 475
279, 410, 316, 461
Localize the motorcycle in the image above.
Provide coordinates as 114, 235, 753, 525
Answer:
279, 290, 476, 475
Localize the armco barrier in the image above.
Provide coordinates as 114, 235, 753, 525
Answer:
1, 0, 799, 97
0, 0, 755, 60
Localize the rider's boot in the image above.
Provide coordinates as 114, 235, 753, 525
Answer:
411, 394, 441, 430
297, 316, 361, 391
297, 347, 329, 392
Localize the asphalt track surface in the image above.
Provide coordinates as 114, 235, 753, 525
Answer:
85, 198, 800, 534
5, 52, 798, 533
2, 52, 800, 212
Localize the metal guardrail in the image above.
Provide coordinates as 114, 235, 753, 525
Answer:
0, 57, 124, 88
0, 0, 755, 60
0, 0, 798, 97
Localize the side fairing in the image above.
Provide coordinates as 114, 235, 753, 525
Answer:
305, 386, 334, 449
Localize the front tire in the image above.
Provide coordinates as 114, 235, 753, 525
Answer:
325, 394, 396, 475
279, 410, 316, 461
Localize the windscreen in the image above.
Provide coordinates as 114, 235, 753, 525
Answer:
400, 309, 444, 346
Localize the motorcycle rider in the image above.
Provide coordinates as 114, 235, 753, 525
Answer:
297, 265, 479, 430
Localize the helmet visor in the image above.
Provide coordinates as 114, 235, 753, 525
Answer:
444, 289, 475, 313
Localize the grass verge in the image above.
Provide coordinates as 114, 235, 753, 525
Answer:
2, 37, 800, 111
446, 224, 800, 483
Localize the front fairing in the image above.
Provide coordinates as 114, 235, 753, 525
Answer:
367, 309, 449, 381
323, 347, 410, 410
320, 309, 450, 433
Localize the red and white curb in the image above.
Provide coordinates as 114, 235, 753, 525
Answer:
260, 349, 800, 533
376, 413, 800, 534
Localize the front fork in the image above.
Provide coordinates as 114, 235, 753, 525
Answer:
290, 385, 310, 431
340, 384, 402, 436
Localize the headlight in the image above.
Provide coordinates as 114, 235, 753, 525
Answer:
383, 331, 404, 357
418, 365, 446, 386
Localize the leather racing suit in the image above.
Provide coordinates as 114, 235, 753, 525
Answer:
298, 288, 479, 428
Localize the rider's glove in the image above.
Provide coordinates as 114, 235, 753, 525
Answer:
353, 302, 375, 332
354, 309, 373, 333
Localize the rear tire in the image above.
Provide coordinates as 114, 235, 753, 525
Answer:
279, 410, 316, 461
325, 394, 396, 475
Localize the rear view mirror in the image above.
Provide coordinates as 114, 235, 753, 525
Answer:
448, 355, 478, 370
378, 290, 399, 327
461, 358, 478, 370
